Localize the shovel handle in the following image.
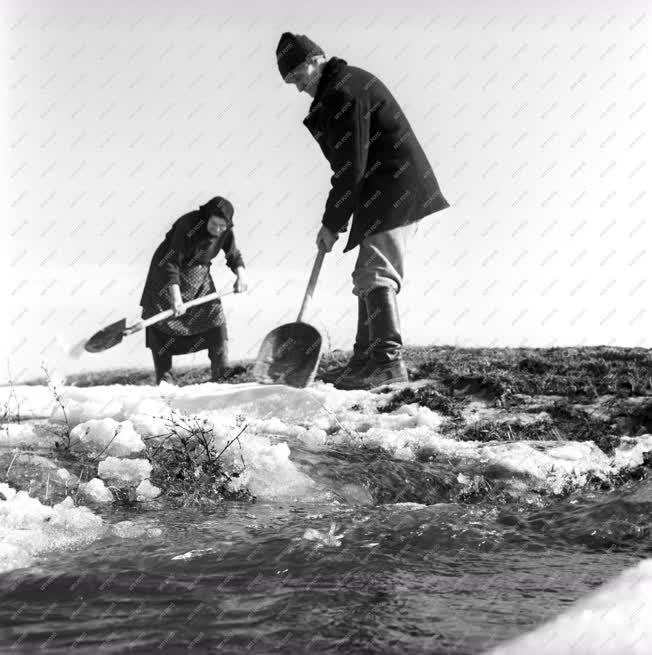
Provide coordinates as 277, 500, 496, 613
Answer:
127, 290, 235, 333
297, 249, 325, 323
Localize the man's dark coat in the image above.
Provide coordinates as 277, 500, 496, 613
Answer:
303, 57, 449, 252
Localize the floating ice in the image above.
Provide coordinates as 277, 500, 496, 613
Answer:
172, 548, 214, 561
98, 457, 152, 486
69, 418, 145, 457
302, 523, 344, 547
79, 477, 114, 503
0, 483, 104, 573
111, 520, 163, 539
136, 479, 161, 501
487, 558, 652, 655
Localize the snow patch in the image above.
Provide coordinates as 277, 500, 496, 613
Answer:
487, 558, 652, 655
97, 457, 152, 486
70, 418, 145, 457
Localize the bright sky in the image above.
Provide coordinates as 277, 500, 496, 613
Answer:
2, 0, 650, 383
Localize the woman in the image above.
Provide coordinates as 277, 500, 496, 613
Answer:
139, 196, 248, 383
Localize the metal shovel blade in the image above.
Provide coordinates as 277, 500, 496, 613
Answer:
84, 318, 127, 353
253, 322, 323, 388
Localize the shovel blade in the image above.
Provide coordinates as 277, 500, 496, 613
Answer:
253, 322, 322, 388
84, 318, 127, 353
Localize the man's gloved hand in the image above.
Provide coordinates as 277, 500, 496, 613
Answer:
234, 267, 248, 293
316, 224, 338, 252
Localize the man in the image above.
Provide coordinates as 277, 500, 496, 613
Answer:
276, 33, 449, 390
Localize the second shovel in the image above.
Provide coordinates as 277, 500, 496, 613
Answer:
253, 250, 325, 388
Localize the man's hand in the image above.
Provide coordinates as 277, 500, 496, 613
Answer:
234, 267, 248, 293
316, 225, 338, 252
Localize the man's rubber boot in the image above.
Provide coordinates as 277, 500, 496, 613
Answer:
334, 286, 408, 390
152, 349, 174, 385
321, 296, 370, 384
208, 339, 229, 382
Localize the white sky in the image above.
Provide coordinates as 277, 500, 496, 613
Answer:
2, 0, 651, 383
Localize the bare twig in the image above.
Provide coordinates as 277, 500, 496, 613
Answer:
317, 400, 365, 445
41, 363, 71, 450
215, 424, 248, 461
93, 426, 121, 462
5, 450, 19, 480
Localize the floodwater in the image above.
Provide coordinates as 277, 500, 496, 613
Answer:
0, 382, 650, 653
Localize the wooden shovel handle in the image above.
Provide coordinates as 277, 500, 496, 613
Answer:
126, 290, 235, 333
297, 249, 325, 323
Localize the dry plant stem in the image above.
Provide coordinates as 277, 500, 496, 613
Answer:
215, 424, 248, 461
317, 401, 365, 445
93, 426, 122, 462
1, 379, 22, 424
5, 451, 19, 480
41, 364, 72, 449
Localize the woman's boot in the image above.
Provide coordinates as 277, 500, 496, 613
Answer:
208, 339, 229, 382
152, 349, 174, 384
321, 296, 370, 384
334, 286, 407, 390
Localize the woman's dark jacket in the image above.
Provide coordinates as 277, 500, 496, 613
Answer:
139, 210, 244, 338
303, 57, 449, 252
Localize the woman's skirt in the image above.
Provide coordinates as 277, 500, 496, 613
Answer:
145, 315, 227, 357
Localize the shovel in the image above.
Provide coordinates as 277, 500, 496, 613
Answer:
84, 290, 235, 353
253, 250, 325, 388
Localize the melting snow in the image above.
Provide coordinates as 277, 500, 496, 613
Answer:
487, 557, 652, 655
79, 477, 114, 503
0, 380, 651, 574
97, 457, 152, 486
69, 418, 145, 457
0, 483, 104, 573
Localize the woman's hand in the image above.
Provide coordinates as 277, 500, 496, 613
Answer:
234, 267, 248, 293
172, 300, 187, 317
170, 284, 187, 316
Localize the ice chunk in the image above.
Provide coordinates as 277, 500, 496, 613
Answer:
219, 431, 319, 501
69, 418, 145, 457
0, 483, 104, 573
172, 548, 214, 561
129, 413, 172, 440
56, 468, 72, 482
302, 523, 344, 547
136, 479, 161, 501
612, 433, 652, 470
97, 457, 152, 486
79, 478, 114, 503
0, 423, 37, 447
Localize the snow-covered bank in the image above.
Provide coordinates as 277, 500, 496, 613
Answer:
487, 557, 652, 655
1, 380, 651, 574
2, 381, 651, 497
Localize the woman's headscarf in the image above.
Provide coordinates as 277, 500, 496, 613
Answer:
199, 196, 234, 228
